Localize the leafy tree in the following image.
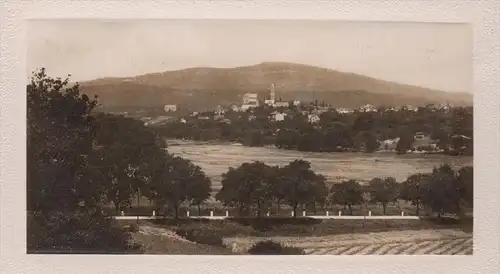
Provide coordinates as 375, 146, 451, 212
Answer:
330, 180, 364, 215
421, 164, 462, 217
280, 160, 320, 217
457, 166, 473, 207
399, 173, 431, 216
27, 68, 139, 253
148, 156, 209, 218
368, 177, 399, 215
89, 114, 166, 213
216, 161, 274, 216
186, 166, 212, 215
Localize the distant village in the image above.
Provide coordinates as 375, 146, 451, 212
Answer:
113, 84, 467, 154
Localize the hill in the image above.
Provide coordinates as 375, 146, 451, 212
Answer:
80, 62, 472, 112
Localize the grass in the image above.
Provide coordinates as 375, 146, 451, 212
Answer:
144, 216, 473, 238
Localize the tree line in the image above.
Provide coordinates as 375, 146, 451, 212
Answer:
215, 160, 473, 218
158, 104, 473, 156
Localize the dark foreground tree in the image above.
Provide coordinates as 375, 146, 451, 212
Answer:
27, 68, 140, 253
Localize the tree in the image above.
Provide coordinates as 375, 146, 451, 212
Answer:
27, 68, 99, 212
148, 156, 207, 219
368, 177, 399, 215
280, 160, 321, 217
457, 166, 473, 207
396, 131, 414, 154
399, 173, 431, 216
421, 164, 462, 217
216, 161, 274, 216
330, 180, 364, 215
27, 68, 139, 253
186, 166, 212, 215
89, 114, 167, 213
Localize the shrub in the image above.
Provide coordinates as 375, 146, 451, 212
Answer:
175, 227, 224, 246
27, 210, 143, 254
247, 240, 305, 255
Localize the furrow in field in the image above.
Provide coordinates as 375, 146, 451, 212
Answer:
412, 241, 446, 255
342, 244, 372, 255
357, 244, 385, 255
402, 241, 435, 255
372, 244, 400, 255
329, 246, 355, 255
451, 239, 473, 255
387, 242, 415, 255
433, 238, 470, 255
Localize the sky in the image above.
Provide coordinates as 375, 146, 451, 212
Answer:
27, 19, 473, 93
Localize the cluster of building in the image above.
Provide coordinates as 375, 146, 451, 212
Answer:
157, 84, 453, 128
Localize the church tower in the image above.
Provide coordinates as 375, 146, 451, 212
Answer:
270, 84, 276, 101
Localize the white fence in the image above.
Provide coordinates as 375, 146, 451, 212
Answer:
113, 210, 419, 220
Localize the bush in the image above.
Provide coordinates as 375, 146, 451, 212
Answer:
123, 223, 140, 233
248, 240, 304, 255
175, 227, 224, 246
227, 217, 321, 231
27, 209, 143, 254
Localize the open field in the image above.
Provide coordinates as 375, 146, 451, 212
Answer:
167, 141, 473, 192
122, 219, 473, 255
224, 229, 473, 255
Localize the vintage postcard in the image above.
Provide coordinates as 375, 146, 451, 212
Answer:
25, 19, 474, 256
1, 1, 499, 274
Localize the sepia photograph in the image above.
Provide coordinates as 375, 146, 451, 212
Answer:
26, 19, 474, 255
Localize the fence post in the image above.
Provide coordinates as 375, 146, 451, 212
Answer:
186, 211, 190, 217
338, 211, 342, 216
326, 211, 329, 216
121, 211, 124, 216
368, 211, 372, 216
266, 212, 270, 217
291, 211, 294, 217
210, 210, 214, 217
401, 211, 404, 216
152, 210, 156, 217
302, 211, 306, 217
225, 211, 229, 217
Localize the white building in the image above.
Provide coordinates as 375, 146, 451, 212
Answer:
270, 111, 287, 122
241, 93, 259, 111
214, 105, 225, 115
180, 118, 187, 124
274, 101, 289, 108
336, 108, 354, 114
359, 104, 377, 112
308, 114, 321, 123
164, 104, 177, 112
379, 138, 400, 151
242, 93, 259, 105
230, 104, 241, 112
293, 100, 301, 107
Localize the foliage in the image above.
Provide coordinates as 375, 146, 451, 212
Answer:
247, 240, 305, 255
399, 173, 431, 216
27, 209, 142, 254
27, 68, 99, 212
330, 180, 364, 215
158, 104, 473, 155
368, 177, 399, 215
147, 155, 212, 218
175, 227, 224, 246
420, 164, 463, 217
